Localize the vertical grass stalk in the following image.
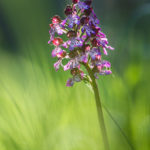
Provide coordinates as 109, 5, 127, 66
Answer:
84, 63, 110, 150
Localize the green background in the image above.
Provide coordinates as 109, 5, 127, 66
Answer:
0, 0, 150, 149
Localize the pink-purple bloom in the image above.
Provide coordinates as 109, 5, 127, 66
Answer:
48, 0, 114, 87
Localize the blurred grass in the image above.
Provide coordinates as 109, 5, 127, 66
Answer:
0, 0, 150, 150
0, 45, 149, 150
0, 48, 102, 150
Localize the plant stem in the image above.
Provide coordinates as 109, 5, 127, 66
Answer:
91, 76, 110, 150
84, 63, 110, 150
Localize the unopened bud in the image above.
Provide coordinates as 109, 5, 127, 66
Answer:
52, 37, 63, 46
52, 15, 61, 24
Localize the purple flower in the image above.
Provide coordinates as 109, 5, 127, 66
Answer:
48, 27, 55, 44
51, 47, 60, 57
96, 60, 112, 75
66, 78, 74, 87
69, 37, 83, 51
61, 40, 71, 48
78, 2, 90, 10
55, 24, 66, 35
97, 60, 111, 68
65, 14, 80, 28
79, 54, 88, 63
89, 47, 101, 60
93, 36, 114, 55
48, 24, 66, 44
51, 47, 64, 58
100, 70, 112, 75
66, 73, 83, 87
81, 25, 95, 36
54, 59, 62, 71
64, 59, 80, 71
102, 61, 111, 68
64, 60, 73, 71
89, 10, 100, 26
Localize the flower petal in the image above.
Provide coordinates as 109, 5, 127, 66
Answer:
66, 78, 74, 86
54, 59, 62, 71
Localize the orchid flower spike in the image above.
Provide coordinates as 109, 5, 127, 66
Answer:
48, 0, 114, 87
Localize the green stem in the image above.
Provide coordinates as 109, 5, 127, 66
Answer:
84, 63, 110, 150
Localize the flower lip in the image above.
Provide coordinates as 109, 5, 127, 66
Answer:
54, 59, 62, 71
57, 50, 67, 58
66, 78, 74, 87
64, 5, 73, 16
100, 70, 112, 75
52, 37, 63, 46
90, 25, 100, 36
52, 15, 61, 24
